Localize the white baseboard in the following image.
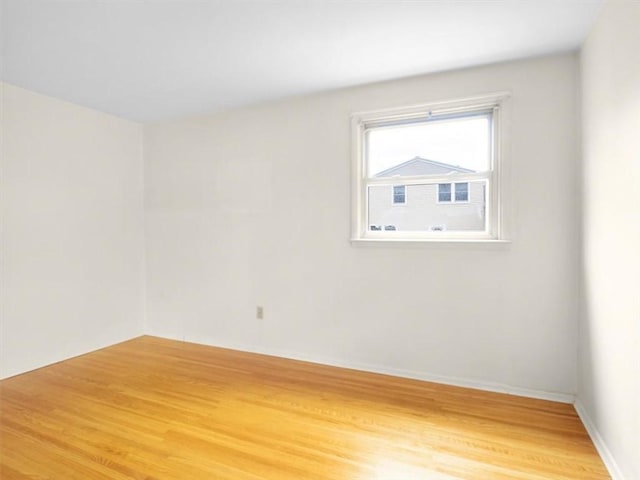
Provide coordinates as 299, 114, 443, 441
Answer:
156, 333, 575, 404
294, 354, 575, 404
574, 399, 625, 480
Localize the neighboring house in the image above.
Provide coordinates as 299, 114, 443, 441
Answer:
369, 156, 486, 231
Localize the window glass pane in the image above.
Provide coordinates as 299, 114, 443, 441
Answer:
367, 113, 491, 178
393, 185, 406, 204
368, 181, 487, 232
438, 183, 451, 202
455, 182, 469, 202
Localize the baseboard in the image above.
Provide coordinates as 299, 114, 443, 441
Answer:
154, 333, 575, 404
574, 399, 625, 480
302, 355, 575, 404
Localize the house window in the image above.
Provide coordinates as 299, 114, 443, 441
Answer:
438, 183, 451, 202
393, 185, 406, 204
455, 182, 469, 202
351, 92, 508, 242
438, 182, 469, 203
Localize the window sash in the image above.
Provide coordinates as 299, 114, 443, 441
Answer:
361, 105, 495, 130
365, 179, 490, 235
365, 171, 489, 186
360, 174, 495, 240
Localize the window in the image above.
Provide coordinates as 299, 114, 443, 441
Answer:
455, 182, 469, 202
438, 182, 469, 203
351, 92, 508, 242
438, 183, 451, 202
393, 185, 406, 204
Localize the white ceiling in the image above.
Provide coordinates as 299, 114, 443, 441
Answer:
1, 0, 602, 123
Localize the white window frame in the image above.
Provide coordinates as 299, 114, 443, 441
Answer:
351, 92, 510, 243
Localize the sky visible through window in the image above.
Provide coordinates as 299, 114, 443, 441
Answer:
367, 115, 490, 176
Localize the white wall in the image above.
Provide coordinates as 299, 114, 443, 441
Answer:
0, 83, 145, 379
145, 54, 580, 399
579, 1, 640, 478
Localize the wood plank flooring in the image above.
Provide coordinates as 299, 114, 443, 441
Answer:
0, 336, 609, 479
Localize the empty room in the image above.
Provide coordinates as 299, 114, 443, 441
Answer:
1, 0, 638, 479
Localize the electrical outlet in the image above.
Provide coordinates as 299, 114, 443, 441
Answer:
256, 306, 263, 320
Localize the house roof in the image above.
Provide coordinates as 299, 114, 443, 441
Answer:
374, 157, 475, 177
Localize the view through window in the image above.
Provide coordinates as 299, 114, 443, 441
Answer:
352, 95, 507, 241
366, 113, 490, 234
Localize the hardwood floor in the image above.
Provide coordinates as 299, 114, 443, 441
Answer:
0, 336, 608, 479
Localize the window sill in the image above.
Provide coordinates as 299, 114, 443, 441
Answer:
350, 237, 511, 247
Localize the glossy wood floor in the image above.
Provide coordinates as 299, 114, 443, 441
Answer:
0, 336, 609, 479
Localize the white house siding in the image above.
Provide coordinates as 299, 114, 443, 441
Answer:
368, 182, 485, 231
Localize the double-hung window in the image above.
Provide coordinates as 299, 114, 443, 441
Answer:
351, 93, 508, 242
